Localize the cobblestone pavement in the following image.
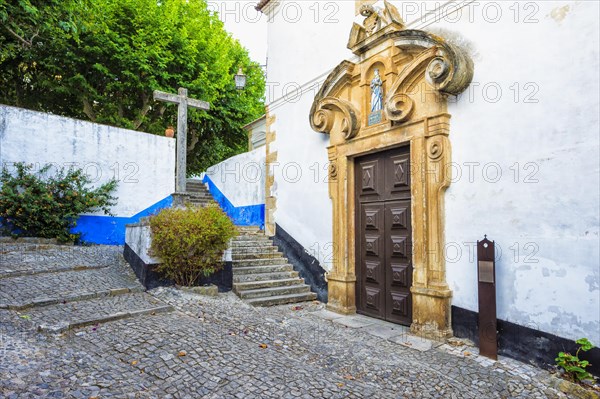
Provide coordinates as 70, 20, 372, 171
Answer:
0, 243, 573, 398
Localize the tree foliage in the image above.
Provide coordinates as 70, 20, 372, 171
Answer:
0, 0, 264, 173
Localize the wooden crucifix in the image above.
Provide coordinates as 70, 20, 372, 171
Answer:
153, 87, 210, 193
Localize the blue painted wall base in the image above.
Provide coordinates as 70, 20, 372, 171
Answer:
202, 175, 265, 229
71, 196, 173, 245
4, 175, 264, 245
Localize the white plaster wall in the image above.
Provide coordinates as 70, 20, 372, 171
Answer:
424, 1, 600, 344
204, 148, 266, 207
266, 0, 600, 342
263, 0, 355, 267
268, 91, 333, 267
0, 105, 176, 217
264, 0, 355, 103
247, 117, 267, 150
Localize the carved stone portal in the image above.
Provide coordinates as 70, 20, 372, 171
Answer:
309, 1, 473, 338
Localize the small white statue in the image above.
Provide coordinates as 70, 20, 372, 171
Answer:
370, 69, 383, 113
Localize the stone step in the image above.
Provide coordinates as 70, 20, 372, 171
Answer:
238, 284, 311, 300
233, 278, 305, 292
187, 200, 216, 205
187, 193, 212, 197
233, 271, 299, 283
231, 241, 276, 249
236, 226, 263, 232
28, 293, 173, 334
186, 181, 205, 187
232, 251, 283, 260
233, 264, 293, 275
0, 263, 107, 279
186, 200, 216, 205
245, 292, 317, 307
0, 267, 145, 310
187, 198, 213, 203
232, 236, 273, 242
232, 258, 289, 267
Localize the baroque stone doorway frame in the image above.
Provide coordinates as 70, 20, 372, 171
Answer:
309, 4, 473, 338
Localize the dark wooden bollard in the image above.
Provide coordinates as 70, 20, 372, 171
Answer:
477, 235, 498, 360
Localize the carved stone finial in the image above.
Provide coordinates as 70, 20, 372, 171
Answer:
360, 4, 375, 17
348, 1, 405, 50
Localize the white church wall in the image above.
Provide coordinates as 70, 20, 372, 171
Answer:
419, 0, 600, 344
263, 0, 357, 266
264, 1, 355, 104
265, 0, 599, 343
0, 104, 175, 244
268, 91, 333, 267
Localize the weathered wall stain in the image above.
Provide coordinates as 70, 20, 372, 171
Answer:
549, 4, 571, 24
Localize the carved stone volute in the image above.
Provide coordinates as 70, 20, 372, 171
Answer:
309, 61, 361, 140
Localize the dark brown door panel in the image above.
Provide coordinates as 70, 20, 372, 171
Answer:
356, 145, 413, 326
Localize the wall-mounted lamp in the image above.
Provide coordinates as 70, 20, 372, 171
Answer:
234, 67, 247, 90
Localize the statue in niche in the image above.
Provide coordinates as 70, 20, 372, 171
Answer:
370, 69, 383, 113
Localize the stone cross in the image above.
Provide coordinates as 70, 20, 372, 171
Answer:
153, 88, 210, 193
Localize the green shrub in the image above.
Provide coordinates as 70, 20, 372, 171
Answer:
149, 205, 237, 287
0, 162, 118, 243
555, 338, 596, 383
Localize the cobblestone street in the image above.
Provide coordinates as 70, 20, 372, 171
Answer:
0, 243, 572, 398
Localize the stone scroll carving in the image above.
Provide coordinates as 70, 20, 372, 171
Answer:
309, 61, 361, 140
311, 97, 361, 140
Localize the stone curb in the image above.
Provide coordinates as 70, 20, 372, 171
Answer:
0, 237, 66, 245
0, 264, 109, 280
180, 285, 219, 297
6, 286, 145, 311
37, 305, 174, 334
543, 376, 600, 399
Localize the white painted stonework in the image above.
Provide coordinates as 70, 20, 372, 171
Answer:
0, 104, 175, 217
263, 0, 600, 343
125, 222, 159, 265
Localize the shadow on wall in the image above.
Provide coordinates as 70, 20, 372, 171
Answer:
272, 224, 328, 303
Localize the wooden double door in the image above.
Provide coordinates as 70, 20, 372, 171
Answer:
355, 146, 413, 326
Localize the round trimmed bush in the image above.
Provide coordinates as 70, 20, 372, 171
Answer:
149, 205, 237, 286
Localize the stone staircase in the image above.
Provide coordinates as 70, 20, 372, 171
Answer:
182, 180, 318, 306
231, 226, 317, 306
184, 179, 217, 207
